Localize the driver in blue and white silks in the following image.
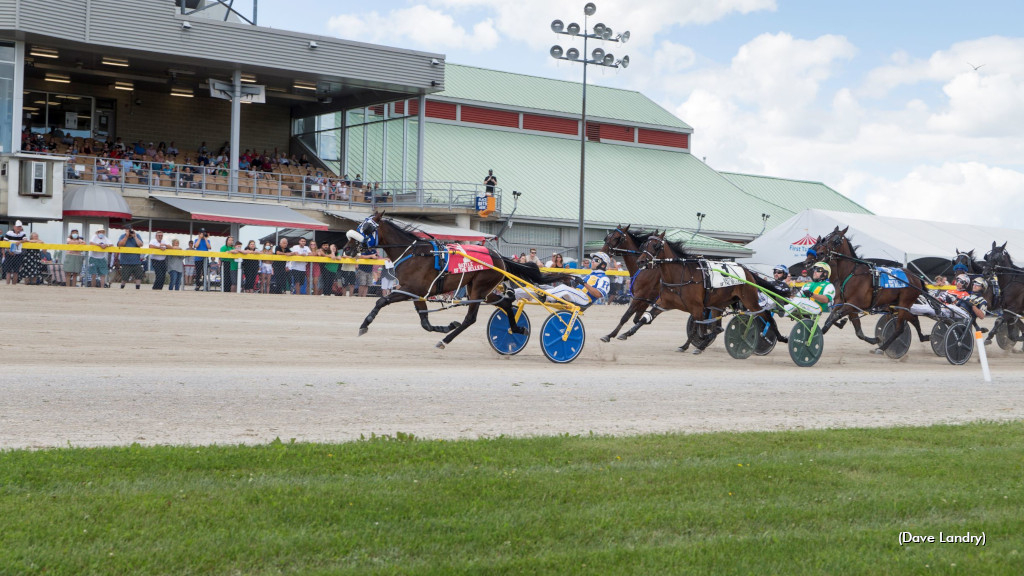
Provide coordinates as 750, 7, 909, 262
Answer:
785, 262, 835, 315
513, 251, 612, 306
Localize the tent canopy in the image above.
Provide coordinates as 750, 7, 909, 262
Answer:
63, 184, 132, 220
152, 196, 328, 230
740, 209, 1024, 277
326, 211, 492, 242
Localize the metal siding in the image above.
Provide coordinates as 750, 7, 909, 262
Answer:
0, 2, 15, 24
2, 0, 443, 91
720, 172, 872, 216
522, 113, 577, 135
600, 124, 634, 143
460, 105, 519, 128
637, 128, 689, 149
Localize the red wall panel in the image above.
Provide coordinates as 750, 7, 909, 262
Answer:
637, 128, 689, 149
599, 124, 635, 143
460, 106, 520, 128
522, 114, 578, 135
407, 99, 420, 116
425, 100, 457, 120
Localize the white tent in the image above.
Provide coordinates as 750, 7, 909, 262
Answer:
740, 209, 1024, 277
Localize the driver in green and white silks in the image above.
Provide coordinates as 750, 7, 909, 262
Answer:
786, 262, 836, 315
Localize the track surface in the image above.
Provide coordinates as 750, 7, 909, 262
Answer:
2, 286, 1022, 449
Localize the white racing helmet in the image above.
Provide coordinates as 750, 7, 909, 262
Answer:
591, 251, 611, 269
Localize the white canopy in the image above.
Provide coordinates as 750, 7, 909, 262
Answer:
740, 209, 1024, 276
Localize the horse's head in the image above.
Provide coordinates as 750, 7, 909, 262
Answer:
343, 211, 385, 256
637, 231, 668, 269
805, 226, 848, 266
983, 241, 1011, 274
599, 224, 632, 256
952, 248, 976, 274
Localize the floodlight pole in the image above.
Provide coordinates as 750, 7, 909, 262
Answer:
550, 4, 630, 262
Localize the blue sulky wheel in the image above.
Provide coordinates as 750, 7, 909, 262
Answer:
724, 315, 758, 360
788, 317, 824, 367
487, 308, 531, 356
541, 311, 586, 364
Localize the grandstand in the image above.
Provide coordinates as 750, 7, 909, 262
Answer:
0, 0, 868, 259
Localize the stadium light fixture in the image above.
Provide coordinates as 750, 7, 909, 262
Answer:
30, 47, 59, 59
549, 3, 631, 260
44, 73, 70, 84
171, 87, 194, 98
240, 73, 257, 83
113, 81, 134, 91
101, 56, 130, 67
293, 80, 317, 91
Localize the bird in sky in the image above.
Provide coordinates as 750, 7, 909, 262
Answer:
967, 61, 985, 71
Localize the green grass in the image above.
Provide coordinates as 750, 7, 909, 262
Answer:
2, 422, 1023, 575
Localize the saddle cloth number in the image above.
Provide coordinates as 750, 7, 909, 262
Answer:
447, 244, 493, 274
878, 267, 909, 289
707, 261, 745, 289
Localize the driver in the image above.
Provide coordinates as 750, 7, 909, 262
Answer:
910, 274, 987, 319
785, 262, 835, 315
512, 251, 612, 306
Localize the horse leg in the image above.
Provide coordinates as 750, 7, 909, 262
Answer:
436, 303, 482, 349
877, 312, 911, 352
984, 317, 1003, 345
618, 306, 664, 340
907, 314, 929, 342
359, 292, 412, 336
602, 299, 644, 342
845, 315, 879, 345
765, 312, 788, 344
486, 290, 528, 336
413, 300, 458, 334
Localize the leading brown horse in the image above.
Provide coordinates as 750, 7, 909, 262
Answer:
342, 212, 565, 349
805, 226, 931, 352
596, 225, 663, 342
618, 231, 787, 353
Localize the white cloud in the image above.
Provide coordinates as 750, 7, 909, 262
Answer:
327, 5, 499, 51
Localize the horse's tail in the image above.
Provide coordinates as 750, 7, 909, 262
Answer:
500, 257, 568, 285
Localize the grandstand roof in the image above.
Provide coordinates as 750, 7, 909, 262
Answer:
720, 172, 871, 216
436, 64, 691, 131
424, 123, 790, 239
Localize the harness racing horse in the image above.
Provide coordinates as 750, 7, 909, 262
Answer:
596, 225, 662, 342
618, 231, 787, 353
805, 226, 931, 352
982, 242, 1024, 349
342, 212, 566, 349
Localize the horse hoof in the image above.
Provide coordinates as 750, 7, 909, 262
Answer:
436, 341, 446, 349
872, 348, 884, 355
616, 335, 629, 341
358, 327, 368, 336
692, 348, 704, 355
777, 337, 789, 344
600, 336, 611, 343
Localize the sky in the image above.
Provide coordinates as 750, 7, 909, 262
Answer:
243, 0, 1024, 229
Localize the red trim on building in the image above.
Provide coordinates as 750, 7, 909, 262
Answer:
425, 100, 457, 120
637, 128, 689, 149
191, 213, 329, 231
599, 124, 634, 143
407, 99, 420, 115
460, 106, 520, 128
63, 210, 132, 219
585, 122, 601, 141
522, 114, 578, 135
410, 231, 487, 242
393, 101, 405, 115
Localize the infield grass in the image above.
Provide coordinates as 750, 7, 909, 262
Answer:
2, 421, 1022, 575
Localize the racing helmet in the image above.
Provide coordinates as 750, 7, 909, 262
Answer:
971, 277, 988, 290
811, 262, 831, 280
591, 251, 611, 270
955, 274, 971, 289
773, 264, 789, 276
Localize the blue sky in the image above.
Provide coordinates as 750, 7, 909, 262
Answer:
249, 0, 1024, 228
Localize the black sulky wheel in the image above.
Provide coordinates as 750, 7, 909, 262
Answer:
487, 308, 531, 356
724, 315, 758, 360
944, 321, 975, 366
754, 316, 778, 356
880, 316, 912, 360
687, 316, 721, 350
995, 322, 1013, 351
788, 318, 824, 367
930, 320, 949, 356
874, 313, 892, 342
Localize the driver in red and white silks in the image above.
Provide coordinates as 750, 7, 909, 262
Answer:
514, 252, 612, 306
785, 262, 835, 315
909, 274, 987, 319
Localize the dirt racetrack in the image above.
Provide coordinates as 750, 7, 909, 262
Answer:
2, 285, 1022, 449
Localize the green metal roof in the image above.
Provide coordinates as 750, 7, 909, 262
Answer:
424, 122, 792, 236
584, 229, 750, 257
438, 64, 692, 131
720, 172, 872, 218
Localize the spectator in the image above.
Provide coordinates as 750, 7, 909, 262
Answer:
484, 169, 497, 196
288, 237, 312, 295
271, 237, 290, 294
145, 142, 157, 158
149, 231, 170, 290
116, 227, 145, 289
63, 228, 86, 287
523, 248, 541, 266
545, 252, 564, 268
167, 141, 178, 155
166, 239, 185, 291
318, 241, 337, 296
20, 232, 46, 285
2, 220, 27, 284
338, 257, 356, 297
380, 258, 398, 296
356, 244, 377, 297
259, 242, 274, 294
87, 226, 113, 288
219, 236, 237, 293
193, 229, 212, 291
242, 240, 260, 293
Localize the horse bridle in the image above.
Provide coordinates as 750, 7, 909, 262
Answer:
639, 235, 665, 268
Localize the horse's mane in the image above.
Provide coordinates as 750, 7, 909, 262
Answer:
626, 229, 650, 247
383, 218, 429, 244
663, 238, 693, 257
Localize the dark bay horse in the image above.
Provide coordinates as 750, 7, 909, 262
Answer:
618, 232, 787, 353
805, 226, 930, 352
982, 241, 1024, 347
596, 225, 662, 342
342, 212, 565, 349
